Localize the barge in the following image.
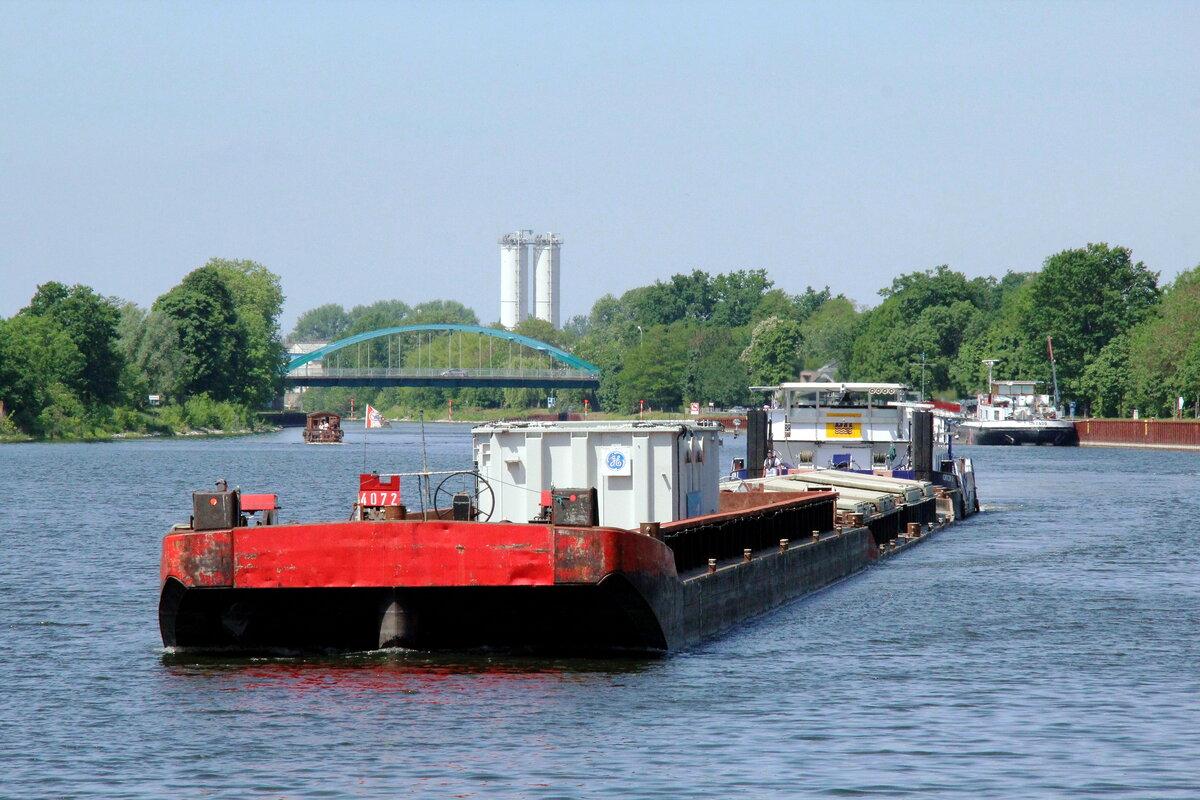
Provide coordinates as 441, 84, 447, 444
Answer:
727, 381, 979, 530
958, 358, 1077, 447
159, 417, 975, 655
958, 379, 1077, 446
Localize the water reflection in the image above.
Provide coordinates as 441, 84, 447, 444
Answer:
160, 649, 659, 690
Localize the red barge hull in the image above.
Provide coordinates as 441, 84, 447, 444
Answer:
159, 491, 889, 655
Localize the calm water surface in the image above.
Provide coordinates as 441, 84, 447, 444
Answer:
2, 425, 1198, 798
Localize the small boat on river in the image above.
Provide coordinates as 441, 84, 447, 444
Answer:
302, 411, 343, 444
159, 415, 977, 656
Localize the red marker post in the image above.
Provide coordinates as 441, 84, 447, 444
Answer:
639, 399, 644, 420
448, 398, 453, 421
584, 398, 590, 417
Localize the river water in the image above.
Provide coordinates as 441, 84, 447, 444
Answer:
2, 425, 1198, 798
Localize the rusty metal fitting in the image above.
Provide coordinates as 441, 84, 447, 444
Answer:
707, 558, 717, 573
743, 548, 752, 562
779, 538, 789, 553
907, 522, 920, 537
639, 521, 662, 540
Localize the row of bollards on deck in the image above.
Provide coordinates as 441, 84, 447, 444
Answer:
881, 521, 940, 555
705, 523, 858, 574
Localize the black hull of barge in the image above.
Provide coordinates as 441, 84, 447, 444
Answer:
160, 527, 879, 656
160, 576, 671, 655
961, 423, 1078, 446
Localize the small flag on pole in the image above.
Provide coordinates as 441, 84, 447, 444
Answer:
365, 404, 387, 429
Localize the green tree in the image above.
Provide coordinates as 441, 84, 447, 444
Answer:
624, 270, 715, 325
1023, 243, 1159, 398
880, 265, 995, 317
113, 301, 154, 406
574, 333, 626, 412
851, 266, 995, 395
741, 317, 803, 385
155, 266, 247, 402
511, 317, 570, 351
1079, 334, 1132, 417
0, 314, 86, 434
289, 303, 352, 343
616, 324, 694, 412
343, 300, 414, 368
22, 281, 125, 405
710, 269, 773, 328
1126, 265, 1200, 416
407, 300, 478, 326
749, 286, 835, 328
953, 280, 1039, 395
347, 300, 412, 332
798, 297, 859, 374
207, 258, 286, 408
130, 309, 186, 401
684, 327, 753, 407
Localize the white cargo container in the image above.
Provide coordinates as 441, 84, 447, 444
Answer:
473, 420, 721, 530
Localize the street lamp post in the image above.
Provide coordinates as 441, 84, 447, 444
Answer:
636, 325, 643, 348
909, 353, 927, 401
981, 359, 1000, 404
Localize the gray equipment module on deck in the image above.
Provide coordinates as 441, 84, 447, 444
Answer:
473, 420, 722, 530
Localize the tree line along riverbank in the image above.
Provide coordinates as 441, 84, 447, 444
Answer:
4, 242, 1199, 440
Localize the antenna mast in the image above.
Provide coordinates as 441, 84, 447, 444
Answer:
1047, 336, 1061, 412
981, 359, 1000, 404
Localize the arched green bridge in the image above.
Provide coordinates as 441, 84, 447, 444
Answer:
285, 324, 601, 389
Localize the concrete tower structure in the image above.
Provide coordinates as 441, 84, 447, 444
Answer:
532, 232, 562, 328
499, 230, 532, 329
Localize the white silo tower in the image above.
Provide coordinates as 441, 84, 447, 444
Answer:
533, 232, 562, 328
499, 230, 532, 329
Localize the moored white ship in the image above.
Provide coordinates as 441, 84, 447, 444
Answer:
958, 379, 1078, 446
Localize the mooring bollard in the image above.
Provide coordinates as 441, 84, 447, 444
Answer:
907, 522, 921, 537
812, 530, 820, 542
707, 558, 717, 573
743, 548, 752, 562
779, 538, 789, 553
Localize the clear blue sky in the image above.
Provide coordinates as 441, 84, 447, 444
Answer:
2, 1, 1198, 334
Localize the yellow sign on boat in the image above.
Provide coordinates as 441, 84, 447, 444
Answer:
825, 421, 862, 438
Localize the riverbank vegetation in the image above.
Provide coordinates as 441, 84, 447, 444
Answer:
296, 243, 1198, 421
0, 259, 283, 439
4, 242, 1198, 440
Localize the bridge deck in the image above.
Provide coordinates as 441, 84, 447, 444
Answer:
285, 367, 599, 390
